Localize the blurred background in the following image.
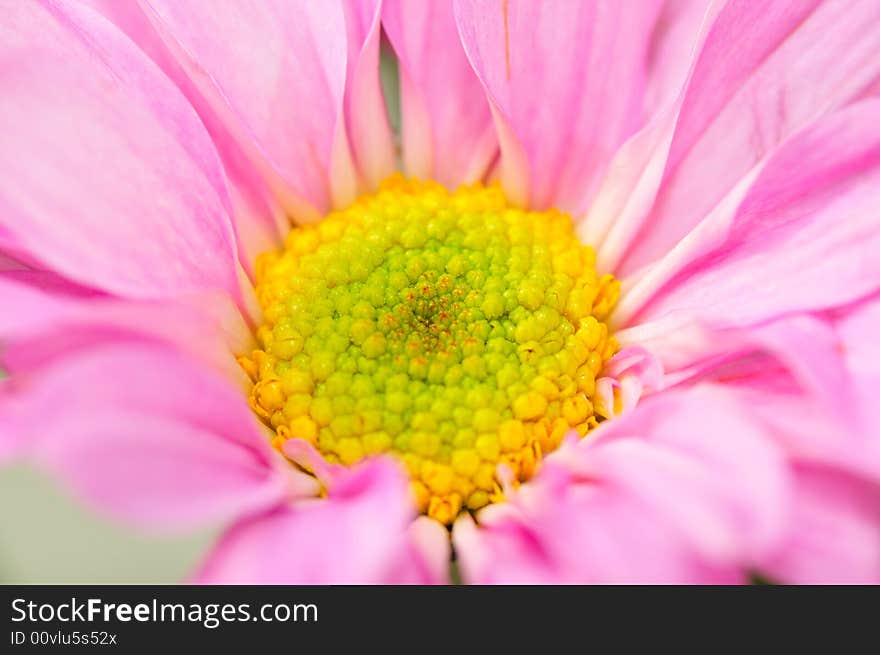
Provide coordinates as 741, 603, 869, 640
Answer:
0, 464, 217, 583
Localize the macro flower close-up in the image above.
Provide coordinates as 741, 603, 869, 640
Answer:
1, 0, 879, 585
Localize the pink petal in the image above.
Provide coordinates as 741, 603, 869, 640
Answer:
644, 0, 712, 111
731, 377, 880, 488
618, 313, 855, 421
341, 0, 395, 191
617, 100, 880, 337
196, 458, 449, 584
594, 345, 665, 418
838, 297, 880, 450
454, 469, 742, 585
0, 228, 40, 271
0, 274, 252, 382
645, 301, 880, 478
584, 385, 789, 561
613, 315, 743, 383
0, 341, 297, 530
281, 438, 348, 488
596, 0, 880, 273
383, 0, 497, 188
93, 0, 369, 275
0, 272, 100, 334
133, 0, 360, 218
716, 302, 880, 480
455, 386, 788, 583
625, 309, 880, 585
454, 0, 662, 213
0, 0, 244, 304
0, 268, 100, 299
747, 316, 853, 426
82, 0, 290, 270
407, 516, 453, 584
762, 465, 880, 584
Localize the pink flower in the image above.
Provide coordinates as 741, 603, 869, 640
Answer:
1, 0, 878, 583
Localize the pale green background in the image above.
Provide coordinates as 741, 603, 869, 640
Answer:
0, 465, 218, 583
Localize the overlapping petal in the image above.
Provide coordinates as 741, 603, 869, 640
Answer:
719, 302, 880, 479
628, 301, 880, 583
614, 99, 880, 379
0, 0, 244, 304
591, 0, 880, 273
129, 0, 386, 219
196, 458, 450, 584
0, 341, 300, 530
838, 298, 880, 452
761, 465, 880, 584
341, 0, 396, 191
454, 0, 662, 212
455, 386, 788, 583
0, 273, 252, 383
644, 0, 712, 111
383, 0, 498, 188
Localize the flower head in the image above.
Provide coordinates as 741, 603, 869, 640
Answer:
1, 0, 879, 584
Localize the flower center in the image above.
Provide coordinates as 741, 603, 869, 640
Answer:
241, 175, 619, 524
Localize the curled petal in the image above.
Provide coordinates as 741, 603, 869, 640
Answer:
196, 458, 449, 584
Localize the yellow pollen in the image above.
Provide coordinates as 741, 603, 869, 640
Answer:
242, 175, 619, 524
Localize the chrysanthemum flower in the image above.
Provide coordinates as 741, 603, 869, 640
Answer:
1, 0, 878, 583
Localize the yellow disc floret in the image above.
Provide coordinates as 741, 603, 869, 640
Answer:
241, 175, 619, 524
